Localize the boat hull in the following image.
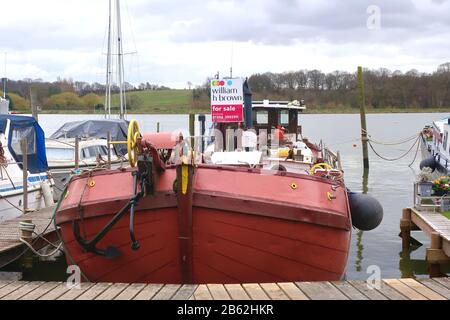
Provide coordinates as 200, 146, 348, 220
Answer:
56, 165, 352, 284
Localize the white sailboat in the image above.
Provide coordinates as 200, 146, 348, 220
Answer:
0, 115, 53, 222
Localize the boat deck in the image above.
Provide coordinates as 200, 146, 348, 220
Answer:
0, 278, 449, 300
0, 206, 57, 268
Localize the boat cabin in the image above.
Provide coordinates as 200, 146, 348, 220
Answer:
252, 100, 306, 143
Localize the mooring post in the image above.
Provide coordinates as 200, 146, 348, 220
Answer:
198, 114, 206, 153
107, 131, 112, 170
427, 232, 443, 277
189, 114, 195, 148
30, 87, 39, 123
400, 208, 412, 250
74, 137, 80, 170
358, 66, 369, 170
21, 139, 28, 214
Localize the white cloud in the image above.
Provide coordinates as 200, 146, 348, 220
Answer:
1, 0, 449, 88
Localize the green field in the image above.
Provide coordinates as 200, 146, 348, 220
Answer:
110, 89, 209, 114
37, 89, 450, 114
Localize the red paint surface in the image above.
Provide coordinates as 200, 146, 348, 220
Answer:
57, 165, 351, 284
211, 104, 244, 123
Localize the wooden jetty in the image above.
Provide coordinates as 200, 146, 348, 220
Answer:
400, 207, 450, 276
0, 278, 449, 300
0, 206, 58, 268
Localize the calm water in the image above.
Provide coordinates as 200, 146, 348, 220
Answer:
4, 112, 450, 280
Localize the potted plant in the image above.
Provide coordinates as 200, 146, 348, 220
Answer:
432, 176, 450, 197
417, 168, 433, 196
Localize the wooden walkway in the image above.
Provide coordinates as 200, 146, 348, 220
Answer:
0, 206, 58, 268
0, 278, 449, 300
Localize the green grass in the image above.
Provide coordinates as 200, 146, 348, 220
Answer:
442, 211, 450, 220
111, 89, 201, 114
37, 89, 450, 114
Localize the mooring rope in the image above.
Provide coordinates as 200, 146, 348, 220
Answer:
367, 135, 421, 163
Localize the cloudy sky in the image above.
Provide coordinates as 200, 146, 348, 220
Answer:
1, 0, 449, 88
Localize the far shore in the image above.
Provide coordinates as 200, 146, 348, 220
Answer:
13, 106, 450, 115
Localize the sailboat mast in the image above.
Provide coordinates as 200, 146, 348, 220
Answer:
116, 0, 125, 119
105, 0, 112, 118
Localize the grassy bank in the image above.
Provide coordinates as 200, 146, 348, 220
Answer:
35, 89, 450, 114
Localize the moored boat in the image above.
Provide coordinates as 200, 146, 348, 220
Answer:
0, 115, 54, 222
55, 119, 382, 284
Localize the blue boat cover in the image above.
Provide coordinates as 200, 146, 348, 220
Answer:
50, 119, 129, 156
0, 115, 48, 173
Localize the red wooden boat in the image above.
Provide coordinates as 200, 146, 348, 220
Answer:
56, 96, 384, 284
55, 120, 354, 284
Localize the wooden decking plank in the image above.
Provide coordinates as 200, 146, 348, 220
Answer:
193, 285, 213, 300
0, 281, 28, 299
242, 283, 270, 300
383, 279, 427, 300
224, 284, 251, 300
133, 284, 163, 300
1, 281, 44, 300
296, 281, 348, 300
260, 283, 289, 300
172, 285, 198, 300
152, 284, 181, 300
114, 283, 147, 300
39, 283, 72, 300
207, 284, 231, 300
347, 280, 388, 300
76, 282, 112, 300
375, 281, 408, 300
399, 279, 446, 300
433, 278, 450, 290
417, 279, 450, 299
331, 281, 368, 300
95, 283, 130, 300
19, 282, 61, 300
57, 283, 95, 300
277, 282, 309, 300
0, 280, 14, 290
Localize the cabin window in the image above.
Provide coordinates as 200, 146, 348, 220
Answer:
255, 110, 268, 124
444, 131, 448, 152
10, 127, 36, 155
279, 110, 289, 126
46, 148, 74, 161
81, 146, 108, 159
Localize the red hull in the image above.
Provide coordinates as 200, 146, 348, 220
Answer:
56, 165, 351, 284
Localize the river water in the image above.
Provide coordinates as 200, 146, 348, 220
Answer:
4, 112, 450, 280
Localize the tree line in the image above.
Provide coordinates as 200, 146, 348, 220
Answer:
194, 63, 450, 110
1, 77, 171, 111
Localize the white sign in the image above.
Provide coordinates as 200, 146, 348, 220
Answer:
211, 78, 244, 123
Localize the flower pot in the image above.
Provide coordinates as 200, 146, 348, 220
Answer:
433, 189, 448, 197
418, 182, 433, 197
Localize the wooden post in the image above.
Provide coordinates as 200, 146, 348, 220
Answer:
30, 87, 38, 122
358, 66, 369, 170
157, 122, 160, 133
189, 114, 195, 148
198, 114, 206, 153
400, 208, 412, 250
107, 131, 112, 170
74, 137, 80, 170
428, 232, 442, 277
21, 139, 28, 214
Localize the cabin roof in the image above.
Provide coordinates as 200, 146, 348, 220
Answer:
252, 100, 306, 110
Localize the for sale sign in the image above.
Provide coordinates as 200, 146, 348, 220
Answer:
211, 78, 244, 123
